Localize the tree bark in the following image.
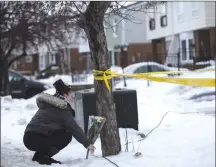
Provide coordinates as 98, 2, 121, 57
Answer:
81, 2, 121, 156
0, 55, 10, 95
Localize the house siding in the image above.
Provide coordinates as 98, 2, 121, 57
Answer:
12, 54, 39, 75
173, 2, 206, 34
105, 2, 152, 66
70, 48, 80, 72
147, 2, 215, 41
146, 2, 173, 40
104, 14, 122, 49
124, 2, 150, 44
205, 2, 216, 27
127, 43, 153, 64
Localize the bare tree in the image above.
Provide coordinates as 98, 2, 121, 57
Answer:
0, 1, 163, 156
76, 1, 164, 156
80, 2, 122, 156
0, 1, 81, 94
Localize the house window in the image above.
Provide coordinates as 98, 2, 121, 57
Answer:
177, 2, 184, 22
149, 6, 156, 30
39, 54, 45, 70
160, 3, 167, 27
50, 54, 56, 65
149, 19, 156, 30
160, 15, 167, 27
181, 40, 187, 60
191, 2, 199, 18
188, 39, 194, 59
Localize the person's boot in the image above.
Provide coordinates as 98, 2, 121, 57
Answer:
32, 152, 60, 165
46, 147, 62, 164
48, 157, 61, 164
32, 152, 43, 162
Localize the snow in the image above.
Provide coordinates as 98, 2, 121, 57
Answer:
196, 60, 215, 66
79, 44, 90, 53
36, 65, 123, 87
1, 70, 215, 167
37, 74, 94, 87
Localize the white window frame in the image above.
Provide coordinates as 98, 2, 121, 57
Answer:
177, 2, 184, 22
39, 54, 45, 70
181, 39, 195, 62
191, 2, 199, 18
51, 53, 56, 65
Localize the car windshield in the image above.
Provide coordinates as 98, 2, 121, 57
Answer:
8, 71, 28, 82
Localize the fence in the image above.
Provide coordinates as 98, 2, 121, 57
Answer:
71, 49, 215, 84
158, 49, 215, 71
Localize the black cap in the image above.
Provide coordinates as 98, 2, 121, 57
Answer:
53, 79, 71, 95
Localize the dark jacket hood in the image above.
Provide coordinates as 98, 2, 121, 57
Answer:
36, 93, 70, 110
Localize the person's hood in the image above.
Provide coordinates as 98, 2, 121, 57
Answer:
36, 93, 70, 110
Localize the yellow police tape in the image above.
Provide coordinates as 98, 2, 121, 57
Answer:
93, 69, 216, 91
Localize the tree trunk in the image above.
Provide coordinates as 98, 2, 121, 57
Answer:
0, 55, 10, 96
82, 2, 121, 156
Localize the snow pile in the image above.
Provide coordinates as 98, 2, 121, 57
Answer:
36, 66, 123, 87
37, 74, 94, 86
196, 60, 215, 66
1, 71, 215, 167
110, 65, 123, 74
199, 64, 216, 71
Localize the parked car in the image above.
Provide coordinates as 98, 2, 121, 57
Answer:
36, 64, 61, 79
2, 70, 51, 99
114, 62, 189, 83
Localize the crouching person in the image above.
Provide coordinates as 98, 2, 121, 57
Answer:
23, 79, 95, 165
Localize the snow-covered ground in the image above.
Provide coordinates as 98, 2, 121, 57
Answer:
37, 74, 94, 86
1, 71, 215, 167
36, 65, 123, 87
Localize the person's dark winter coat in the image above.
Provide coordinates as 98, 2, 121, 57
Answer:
23, 92, 90, 165
25, 93, 90, 147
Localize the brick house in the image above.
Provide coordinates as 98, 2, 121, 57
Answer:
11, 46, 89, 76
39, 47, 85, 74
11, 54, 39, 75
146, 1, 216, 66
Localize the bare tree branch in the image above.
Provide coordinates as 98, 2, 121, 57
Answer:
8, 53, 27, 67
